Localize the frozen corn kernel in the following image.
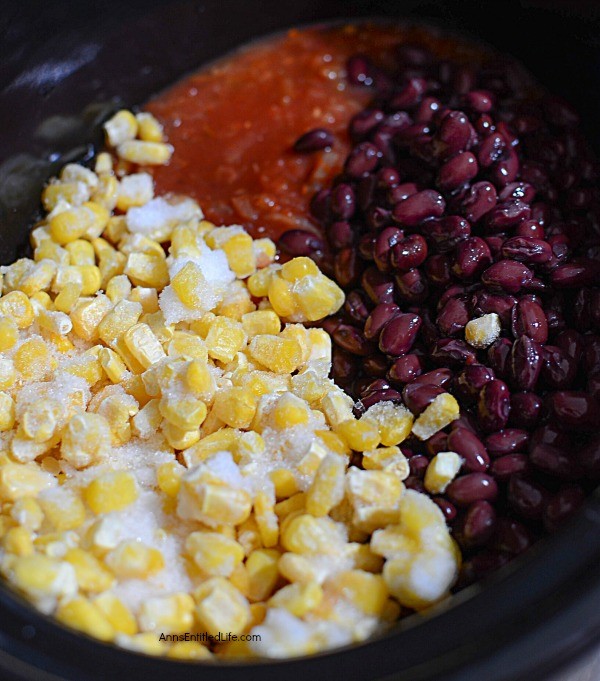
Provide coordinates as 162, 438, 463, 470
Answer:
0, 291, 35, 328
241, 309, 281, 337
39, 488, 86, 531
363, 402, 414, 447
424, 452, 463, 494
291, 275, 344, 322
99, 347, 128, 383
38, 309, 73, 336
14, 337, 56, 380
193, 578, 250, 637
116, 173, 154, 211
0, 392, 16, 432
105, 540, 164, 579
320, 390, 354, 428
124, 252, 169, 289
136, 112, 165, 142
362, 446, 410, 481
186, 531, 245, 577
64, 548, 115, 593
205, 316, 246, 363
465, 313, 502, 349
93, 593, 137, 635
271, 393, 310, 429
159, 395, 207, 431
246, 549, 280, 602
330, 570, 389, 616
56, 597, 115, 641
0, 315, 19, 351
69, 294, 113, 341
267, 273, 296, 318
212, 387, 256, 429
10, 497, 43, 532
61, 413, 111, 469
117, 140, 174, 165
156, 460, 183, 497
254, 491, 279, 548
0, 463, 56, 501
104, 109, 138, 147
268, 581, 323, 617
19, 260, 57, 296
247, 267, 274, 298
83, 471, 138, 514
281, 514, 345, 555
3, 526, 34, 556
336, 418, 381, 452
305, 454, 346, 517
9, 554, 77, 605
123, 323, 165, 369
221, 232, 257, 278
248, 335, 302, 374
411, 393, 460, 441
139, 593, 195, 634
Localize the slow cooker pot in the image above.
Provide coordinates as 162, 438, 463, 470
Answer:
0, 1, 599, 679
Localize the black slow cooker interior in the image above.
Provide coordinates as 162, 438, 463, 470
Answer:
0, 1, 599, 680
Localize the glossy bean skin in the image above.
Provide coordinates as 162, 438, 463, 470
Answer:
446, 473, 498, 507
548, 391, 600, 430
447, 428, 490, 472
364, 303, 401, 340
478, 380, 511, 432
392, 189, 446, 226
388, 353, 424, 385
379, 313, 422, 356
511, 299, 548, 343
279, 229, 325, 256
294, 128, 334, 152
454, 364, 495, 405
509, 392, 543, 428
481, 260, 533, 294
485, 429, 529, 456
510, 336, 543, 392
508, 476, 550, 520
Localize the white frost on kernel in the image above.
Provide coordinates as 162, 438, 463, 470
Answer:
127, 196, 202, 240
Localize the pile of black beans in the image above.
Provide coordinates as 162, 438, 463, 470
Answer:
280, 43, 600, 586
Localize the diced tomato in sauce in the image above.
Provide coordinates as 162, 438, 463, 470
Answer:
146, 23, 484, 241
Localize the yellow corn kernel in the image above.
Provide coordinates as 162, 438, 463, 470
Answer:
10, 497, 43, 531
163, 421, 201, 450
186, 531, 245, 577
61, 413, 111, 469
280, 257, 319, 282
94, 152, 113, 175
56, 597, 115, 642
0, 316, 18, 351
159, 395, 207, 431
66, 239, 95, 266
19, 260, 57, 296
167, 642, 212, 660
331, 570, 389, 616
185, 360, 215, 399
21, 402, 57, 443
3, 526, 34, 556
14, 337, 56, 380
37, 309, 72, 336
124, 253, 169, 290
136, 112, 165, 142
156, 461, 184, 497
76, 265, 102, 296
54, 281, 82, 313
315, 430, 351, 456
465, 313, 501, 350
362, 446, 410, 479
92, 173, 119, 211
241, 309, 281, 337
247, 334, 302, 374
182, 429, 237, 466
129, 287, 159, 314
291, 370, 329, 404
269, 470, 298, 500
48, 208, 91, 245
212, 387, 256, 429
0, 392, 16, 432
30, 290, 52, 310
291, 274, 345, 322
274, 493, 306, 519
130, 398, 160, 439
2, 258, 33, 293
139, 593, 195, 634
163, 333, 202, 362
42, 181, 89, 211
204, 317, 246, 363
280, 514, 344, 554
10, 553, 77, 603
39, 488, 86, 531
253, 237, 276, 267
104, 109, 138, 146
319, 390, 354, 428
268, 581, 323, 617
305, 454, 346, 517
424, 451, 463, 494
64, 548, 115, 592
193, 578, 250, 637
267, 273, 296, 318
0, 291, 35, 328
81, 201, 110, 240
69, 294, 113, 341
105, 275, 132, 303
278, 552, 320, 585
178, 471, 252, 527
84, 471, 138, 515
363, 401, 415, 447
97, 299, 142, 347
122, 322, 166, 370
412, 393, 460, 441
246, 549, 280, 602
254, 491, 278, 548
270, 393, 310, 429
117, 140, 173, 165
64, 353, 103, 387
221, 232, 256, 278
99, 251, 126, 287
236, 516, 262, 556
99, 347, 128, 383
247, 267, 274, 298
0, 463, 55, 501
336, 418, 381, 452
103, 217, 127, 247
44, 331, 74, 355
189, 312, 215, 339
105, 540, 164, 579
93, 593, 137, 635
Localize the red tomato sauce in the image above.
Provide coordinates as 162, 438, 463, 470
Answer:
146, 23, 483, 240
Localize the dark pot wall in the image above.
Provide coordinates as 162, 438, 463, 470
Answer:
0, 2, 599, 680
